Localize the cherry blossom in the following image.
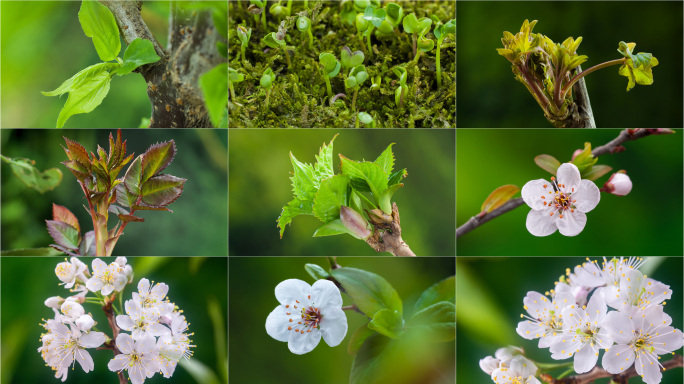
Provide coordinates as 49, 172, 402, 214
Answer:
517, 290, 575, 348
85, 258, 127, 295
38, 319, 106, 382
55, 257, 89, 288
491, 355, 541, 384
107, 334, 160, 384
521, 163, 600, 236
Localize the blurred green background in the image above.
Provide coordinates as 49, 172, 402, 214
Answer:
457, 256, 684, 384
1, 129, 228, 256
1, 256, 228, 384
457, 129, 683, 255
456, 1, 683, 128
0, 1, 172, 128
229, 256, 455, 384
229, 129, 455, 256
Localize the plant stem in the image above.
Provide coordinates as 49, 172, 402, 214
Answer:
261, 9, 266, 30
412, 50, 422, 65
560, 58, 625, 101
351, 88, 359, 112
281, 46, 291, 67
411, 34, 417, 58
323, 74, 333, 99
286, 0, 292, 14
265, 88, 271, 109
355, 115, 360, 128
102, 296, 126, 384
240, 45, 246, 62
366, 30, 373, 56
436, 42, 442, 88
307, 28, 314, 50
229, 81, 236, 101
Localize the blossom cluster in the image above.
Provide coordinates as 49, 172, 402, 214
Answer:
481, 257, 683, 384
38, 257, 194, 384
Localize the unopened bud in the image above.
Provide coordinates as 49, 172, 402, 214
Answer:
479, 356, 500, 375
340, 206, 371, 240
44, 296, 64, 309
602, 171, 632, 196
571, 149, 583, 161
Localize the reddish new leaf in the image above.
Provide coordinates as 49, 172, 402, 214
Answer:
79, 230, 96, 256
481, 185, 520, 214
117, 214, 144, 223
140, 174, 185, 206
62, 137, 91, 170
123, 154, 143, 196
132, 204, 171, 212
52, 203, 80, 233
46, 220, 80, 250
115, 183, 138, 208
62, 160, 90, 181
141, 141, 176, 184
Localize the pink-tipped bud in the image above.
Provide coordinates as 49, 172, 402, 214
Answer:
340, 206, 371, 240
602, 171, 632, 196
571, 149, 583, 161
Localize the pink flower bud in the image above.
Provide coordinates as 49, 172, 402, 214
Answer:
340, 206, 371, 240
571, 149, 583, 161
602, 171, 632, 196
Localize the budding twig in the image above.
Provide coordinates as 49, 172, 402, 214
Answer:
539, 354, 682, 384
101, 295, 127, 384
456, 128, 675, 238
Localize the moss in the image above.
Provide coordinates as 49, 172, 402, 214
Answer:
228, 0, 455, 128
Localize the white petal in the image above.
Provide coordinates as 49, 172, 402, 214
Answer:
556, 211, 586, 237
148, 323, 169, 337
101, 284, 114, 296
265, 305, 292, 342
129, 364, 145, 384
526, 209, 558, 236
636, 352, 662, 384
516, 320, 544, 340
572, 180, 600, 213
556, 163, 581, 192
151, 282, 169, 301
287, 328, 321, 354
85, 277, 104, 292
603, 311, 633, 344
108, 354, 128, 372
573, 343, 598, 373
312, 280, 343, 309
651, 326, 683, 353
138, 278, 150, 294
116, 333, 136, 354
80, 331, 106, 348
136, 334, 157, 355
320, 307, 347, 347
521, 179, 552, 211
76, 314, 95, 332
91, 258, 107, 273
275, 279, 311, 305
75, 349, 94, 373
142, 356, 160, 377
116, 315, 136, 331
585, 294, 607, 323
539, 333, 562, 348
479, 356, 500, 375
113, 274, 127, 292
602, 344, 634, 374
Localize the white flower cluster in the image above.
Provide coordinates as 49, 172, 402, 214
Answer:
38, 257, 194, 384
481, 257, 683, 384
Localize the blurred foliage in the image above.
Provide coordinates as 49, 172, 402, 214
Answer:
0, 2, 170, 128
229, 129, 455, 256
0, 257, 227, 384
457, 1, 683, 127
230, 257, 455, 384
1, 129, 228, 256
457, 257, 683, 384
457, 129, 683, 255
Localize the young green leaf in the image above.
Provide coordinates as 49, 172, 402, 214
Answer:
141, 141, 176, 184
313, 174, 349, 223
374, 143, 395, 175
534, 154, 561, 175
78, 0, 121, 62
313, 219, 361, 238
117, 38, 162, 76
406, 301, 455, 342
387, 168, 407, 187
123, 154, 143, 196
278, 198, 314, 238
319, 53, 341, 77
402, 13, 431, 35
384, 3, 403, 27
329, 267, 402, 317
362, 5, 386, 28
1, 155, 63, 193
199, 63, 228, 128
42, 63, 119, 97
55, 71, 112, 128
289, 152, 317, 201
341, 47, 365, 69
582, 164, 613, 181
413, 276, 455, 314
260, 67, 276, 89
617, 41, 659, 91
140, 174, 186, 206
368, 309, 404, 339
313, 134, 337, 183
480, 185, 520, 214
304, 263, 329, 280
339, 155, 388, 208
263, 32, 286, 48
348, 322, 375, 356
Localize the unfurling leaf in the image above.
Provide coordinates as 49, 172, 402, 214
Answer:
117, 38, 162, 76
55, 71, 112, 128
78, 0, 121, 61
617, 41, 659, 91
481, 185, 520, 214
141, 141, 176, 184
1, 156, 63, 193
571, 142, 598, 174
52, 204, 80, 233
140, 174, 186, 206
313, 175, 348, 223
534, 154, 561, 175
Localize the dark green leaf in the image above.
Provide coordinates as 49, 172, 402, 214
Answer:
348, 322, 375, 355
199, 63, 228, 128
78, 0, 121, 61
406, 301, 455, 342
117, 38, 161, 76
413, 276, 455, 314
140, 174, 186, 206
1, 156, 63, 193
350, 332, 391, 384
387, 168, 407, 186
329, 267, 402, 318
0, 247, 64, 256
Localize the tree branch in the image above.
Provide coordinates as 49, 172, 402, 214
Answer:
101, 294, 127, 384
101, 1, 225, 127
365, 203, 416, 256
540, 354, 683, 384
456, 128, 676, 238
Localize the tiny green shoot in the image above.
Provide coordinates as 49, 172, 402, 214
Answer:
434, 19, 455, 88
263, 32, 291, 68
319, 52, 341, 100
356, 112, 375, 128
345, 65, 369, 112
236, 26, 252, 63
393, 66, 408, 108
260, 67, 276, 109
249, 0, 267, 30
402, 13, 433, 64
297, 16, 314, 50
228, 67, 245, 101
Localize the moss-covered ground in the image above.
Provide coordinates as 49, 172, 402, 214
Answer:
228, 0, 455, 128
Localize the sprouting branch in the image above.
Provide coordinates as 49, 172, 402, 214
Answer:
456, 128, 676, 238
540, 354, 683, 384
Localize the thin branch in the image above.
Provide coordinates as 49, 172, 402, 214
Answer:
540, 354, 683, 384
456, 128, 676, 238
365, 203, 416, 256
101, 295, 127, 384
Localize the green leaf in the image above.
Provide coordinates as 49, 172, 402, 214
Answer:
374, 143, 395, 174
262, 32, 285, 48
42, 63, 119, 97
534, 154, 561, 175
340, 46, 365, 69
582, 164, 613, 181
384, 3, 403, 27
406, 302, 455, 342
140, 174, 186, 206
46, 220, 80, 250
402, 13, 431, 35
141, 141, 176, 184
0, 247, 65, 256
52, 204, 80, 233
387, 168, 407, 186
260, 67, 276, 89
329, 267, 402, 318
117, 38, 161, 76
313, 175, 348, 223
1, 156, 63, 193
277, 198, 314, 238
339, 155, 388, 209
362, 5, 386, 28
571, 142, 597, 174
304, 263, 329, 280
289, 152, 317, 201
617, 41, 659, 91
123, 154, 143, 196
377, 183, 402, 215
348, 322, 375, 355
313, 218, 366, 238
78, 0, 121, 61
368, 309, 404, 339
417, 36, 434, 52
481, 185, 520, 214
199, 64, 228, 128
55, 71, 112, 128
413, 276, 455, 314
319, 53, 341, 77
313, 134, 337, 184
350, 332, 391, 384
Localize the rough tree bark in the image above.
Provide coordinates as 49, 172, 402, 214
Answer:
102, 1, 225, 128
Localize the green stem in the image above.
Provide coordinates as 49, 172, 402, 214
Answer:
240, 45, 246, 62
307, 28, 314, 50
533, 361, 574, 371
261, 9, 266, 30
412, 50, 422, 65
351, 88, 359, 112
366, 30, 373, 56
286, 0, 292, 14
282, 46, 291, 67
556, 366, 576, 379
355, 114, 360, 128
411, 34, 417, 58
560, 58, 625, 101
323, 74, 332, 99
436, 42, 442, 87
265, 88, 271, 109
229, 81, 236, 101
